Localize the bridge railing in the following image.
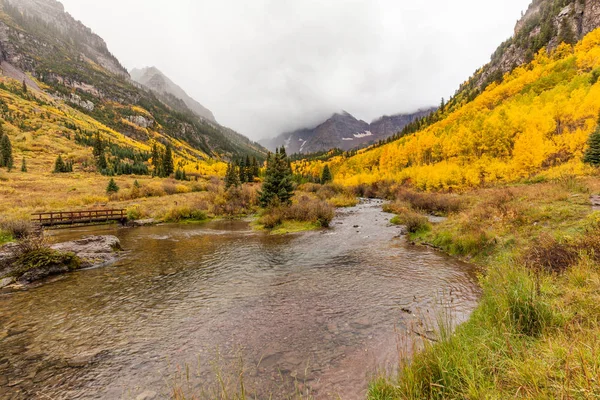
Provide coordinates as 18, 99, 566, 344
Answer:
31, 209, 126, 227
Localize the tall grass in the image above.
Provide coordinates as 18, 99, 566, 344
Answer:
368, 178, 600, 399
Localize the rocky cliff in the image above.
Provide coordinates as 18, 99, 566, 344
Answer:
262, 109, 434, 154
131, 67, 217, 123
0, 0, 266, 160
471, 0, 600, 93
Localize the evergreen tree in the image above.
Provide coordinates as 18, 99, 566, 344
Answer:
225, 162, 240, 189
21, 157, 27, 172
259, 148, 294, 207
321, 165, 333, 184
163, 144, 174, 176
251, 157, 260, 179
583, 119, 600, 167
106, 178, 119, 194
238, 158, 247, 183
245, 155, 253, 182
151, 143, 160, 171
22, 80, 27, 94
0, 130, 13, 169
54, 155, 66, 173
558, 18, 576, 45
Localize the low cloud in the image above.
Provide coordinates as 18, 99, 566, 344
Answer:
61, 0, 531, 140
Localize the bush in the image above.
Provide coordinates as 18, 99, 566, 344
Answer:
391, 210, 431, 234
163, 206, 208, 222
0, 219, 33, 239
259, 196, 335, 229
126, 205, 143, 221
394, 188, 463, 215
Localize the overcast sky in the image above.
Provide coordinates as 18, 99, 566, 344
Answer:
60, 0, 532, 140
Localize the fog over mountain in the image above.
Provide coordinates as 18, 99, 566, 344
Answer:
59, 0, 531, 140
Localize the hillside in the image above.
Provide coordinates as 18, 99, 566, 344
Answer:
294, 29, 600, 188
454, 0, 600, 105
0, 0, 266, 174
262, 108, 434, 154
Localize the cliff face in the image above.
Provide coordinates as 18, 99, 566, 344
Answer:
131, 67, 217, 123
473, 0, 600, 92
0, 0, 266, 159
262, 109, 434, 154
2, 0, 127, 77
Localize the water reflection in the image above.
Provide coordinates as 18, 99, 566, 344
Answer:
0, 201, 480, 399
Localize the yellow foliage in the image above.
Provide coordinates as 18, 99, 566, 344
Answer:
295, 28, 600, 190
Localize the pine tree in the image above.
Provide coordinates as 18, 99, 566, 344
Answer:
163, 144, 174, 176
0, 130, 13, 169
21, 157, 27, 172
245, 155, 253, 182
106, 178, 119, 194
558, 18, 576, 45
22, 80, 27, 94
259, 148, 294, 207
54, 155, 66, 173
583, 120, 600, 167
151, 143, 160, 172
225, 162, 240, 189
321, 165, 333, 184
251, 157, 260, 179
238, 158, 247, 183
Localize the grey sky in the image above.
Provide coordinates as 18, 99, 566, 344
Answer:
60, 0, 532, 140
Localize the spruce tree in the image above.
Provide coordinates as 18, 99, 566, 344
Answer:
21, 157, 27, 172
54, 155, 66, 173
238, 158, 246, 183
321, 165, 333, 184
0, 131, 13, 169
163, 144, 174, 176
106, 178, 119, 194
225, 162, 240, 189
259, 148, 294, 207
251, 157, 260, 179
245, 155, 253, 182
583, 120, 600, 167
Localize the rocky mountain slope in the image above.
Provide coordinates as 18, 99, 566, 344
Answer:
459, 0, 600, 101
0, 0, 265, 163
262, 109, 434, 154
130, 67, 216, 123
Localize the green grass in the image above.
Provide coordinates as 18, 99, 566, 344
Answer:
370, 179, 600, 399
0, 230, 13, 245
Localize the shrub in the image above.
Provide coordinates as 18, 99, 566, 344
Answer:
391, 210, 431, 234
163, 206, 208, 222
394, 188, 463, 215
0, 219, 33, 239
259, 196, 335, 229
521, 233, 578, 274
126, 205, 143, 221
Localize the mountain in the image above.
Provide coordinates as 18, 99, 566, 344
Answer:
460, 0, 600, 100
130, 67, 216, 123
0, 0, 265, 166
262, 109, 434, 154
294, 3, 600, 188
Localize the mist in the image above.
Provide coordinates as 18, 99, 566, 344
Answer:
60, 0, 532, 140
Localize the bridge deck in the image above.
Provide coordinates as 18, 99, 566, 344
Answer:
32, 209, 127, 227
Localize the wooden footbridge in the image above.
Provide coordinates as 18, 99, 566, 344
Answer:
32, 209, 127, 228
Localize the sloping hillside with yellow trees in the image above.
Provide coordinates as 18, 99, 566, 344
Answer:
0, 76, 226, 177
295, 29, 600, 190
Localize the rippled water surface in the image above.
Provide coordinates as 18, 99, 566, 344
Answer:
0, 200, 480, 399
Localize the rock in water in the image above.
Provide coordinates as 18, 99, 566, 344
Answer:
51, 235, 121, 268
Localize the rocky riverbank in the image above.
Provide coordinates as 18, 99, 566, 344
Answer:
0, 235, 121, 289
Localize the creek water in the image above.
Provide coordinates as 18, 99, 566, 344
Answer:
0, 200, 480, 399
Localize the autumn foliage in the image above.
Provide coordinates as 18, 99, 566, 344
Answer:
295, 29, 600, 190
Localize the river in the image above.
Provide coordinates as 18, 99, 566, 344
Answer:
0, 199, 480, 399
